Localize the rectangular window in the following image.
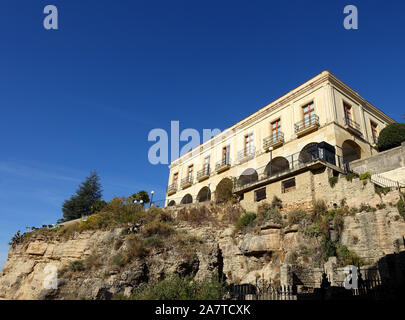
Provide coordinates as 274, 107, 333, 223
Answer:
244, 133, 254, 156
203, 156, 210, 175
271, 119, 281, 141
187, 165, 193, 181
254, 188, 266, 202
371, 121, 378, 144
344, 103, 352, 122
282, 178, 296, 193
302, 103, 315, 127
222, 146, 230, 165
172, 173, 178, 185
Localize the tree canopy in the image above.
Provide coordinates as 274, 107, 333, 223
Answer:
130, 190, 150, 204
62, 171, 103, 221
377, 123, 405, 152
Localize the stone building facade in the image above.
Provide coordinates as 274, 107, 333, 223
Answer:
165, 71, 395, 208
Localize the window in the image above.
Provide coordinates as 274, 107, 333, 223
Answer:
282, 178, 296, 193
271, 119, 281, 142
244, 133, 254, 156
187, 165, 193, 181
254, 188, 266, 202
344, 103, 352, 122
172, 173, 178, 185
302, 103, 315, 127
371, 121, 378, 144
203, 156, 210, 175
222, 146, 230, 165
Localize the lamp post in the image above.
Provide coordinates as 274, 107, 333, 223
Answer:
269, 146, 273, 177
150, 190, 155, 208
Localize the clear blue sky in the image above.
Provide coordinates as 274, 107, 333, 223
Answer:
0, 0, 404, 269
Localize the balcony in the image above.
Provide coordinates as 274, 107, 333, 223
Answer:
238, 146, 256, 164
197, 167, 210, 181
343, 117, 362, 136
263, 132, 284, 150
180, 176, 193, 189
295, 114, 320, 137
167, 183, 178, 196
215, 158, 231, 173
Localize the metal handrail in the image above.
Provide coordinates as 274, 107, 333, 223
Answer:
180, 176, 193, 187
167, 182, 178, 193
344, 117, 361, 132
294, 114, 319, 133
263, 132, 284, 148
238, 146, 256, 161
233, 147, 345, 192
197, 166, 210, 179
215, 158, 231, 170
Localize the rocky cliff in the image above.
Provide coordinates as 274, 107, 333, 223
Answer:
1, 190, 405, 300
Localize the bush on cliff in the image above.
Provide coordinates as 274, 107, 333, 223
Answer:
121, 275, 227, 300
235, 212, 257, 231
377, 123, 405, 152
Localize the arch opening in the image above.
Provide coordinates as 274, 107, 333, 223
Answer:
264, 157, 290, 177
342, 140, 362, 164
180, 194, 193, 205
197, 187, 211, 202
237, 168, 258, 187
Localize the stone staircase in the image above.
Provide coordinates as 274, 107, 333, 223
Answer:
370, 173, 405, 189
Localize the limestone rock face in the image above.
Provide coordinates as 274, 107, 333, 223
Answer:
341, 208, 405, 259
239, 231, 281, 255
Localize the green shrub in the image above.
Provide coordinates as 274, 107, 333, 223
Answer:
113, 252, 128, 267
337, 245, 364, 266
142, 221, 174, 237
312, 200, 327, 219
377, 123, 405, 152
69, 260, 85, 272
397, 198, 405, 220
215, 178, 234, 203
235, 212, 257, 231
359, 172, 371, 181
321, 237, 336, 261
287, 209, 306, 225
257, 203, 282, 224
375, 186, 392, 198
345, 173, 356, 182
143, 236, 163, 248
286, 251, 298, 264
329, 177, 338, 188
129, 275, 227, 300
271, 196, 283, 209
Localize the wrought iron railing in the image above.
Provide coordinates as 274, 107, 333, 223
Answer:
180, 176, 193, 188
294, 114, 319, 133
344, 117, 361, 132
215, 158, 231, 171
197, 166, 210, 179
166, 182, 178, 194
263, 132, 284, 149
233, 145, 345, 192
238, 146, 256, 163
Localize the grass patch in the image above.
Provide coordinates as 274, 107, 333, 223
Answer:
329, 176, 338, 188
235, 212, 257, 232
120, 275, 227, 300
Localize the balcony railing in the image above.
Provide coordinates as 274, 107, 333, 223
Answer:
180, 176, 193, 188
215, 158, 231, 173
197, 166, 210, 181
263, 132, 284, 150
344, 117, 362, 134
233, 142, 346, 193
238, 146, 256, 164
294, 114, 320, 135
167, 182, 178, 195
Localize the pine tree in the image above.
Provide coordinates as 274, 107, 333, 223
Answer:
62, 171, 103, 221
